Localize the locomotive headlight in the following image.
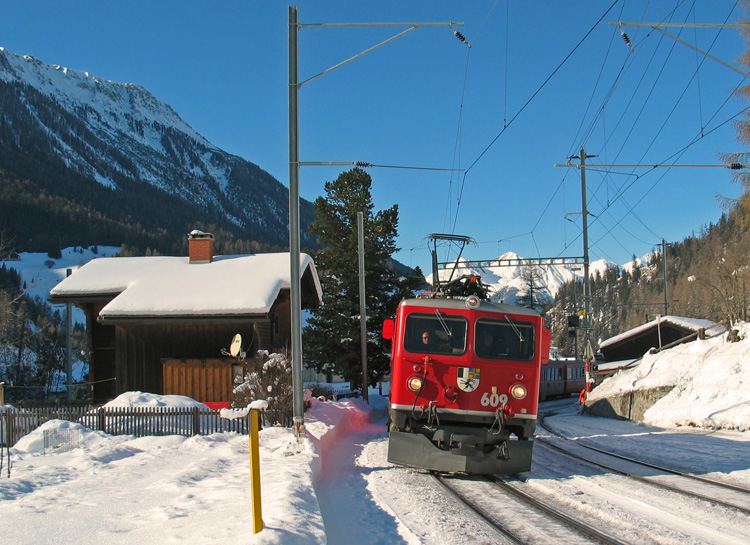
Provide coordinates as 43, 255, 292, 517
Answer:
511, 384, 527, 399
465, 295, 481, 309
407, 376, 424, 392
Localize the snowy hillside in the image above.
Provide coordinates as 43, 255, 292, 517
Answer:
0, 47, 314, 249
0, 48, 211, 162
1, 47, 232, 196
3, 246, 120, 324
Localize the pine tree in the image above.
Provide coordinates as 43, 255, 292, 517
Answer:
303, 168, 412, 389
516, 265, 546, 311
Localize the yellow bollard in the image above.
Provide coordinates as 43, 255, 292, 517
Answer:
249, 409, 264, 534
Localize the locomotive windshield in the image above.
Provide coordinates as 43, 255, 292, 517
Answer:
404, 312, 467, 355
475, 317, 535, 361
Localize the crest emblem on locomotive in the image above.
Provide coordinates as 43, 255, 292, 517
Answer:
457, 367, 480, 392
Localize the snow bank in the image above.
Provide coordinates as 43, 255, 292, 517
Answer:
304, 397, 374, 483
102, 391, 209, 409
12, 419, 117, 454
589, 322, 750, 430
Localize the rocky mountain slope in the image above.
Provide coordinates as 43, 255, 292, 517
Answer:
0, 47, 314, 253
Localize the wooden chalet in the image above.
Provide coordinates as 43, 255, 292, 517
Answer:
49, 231, 322, 405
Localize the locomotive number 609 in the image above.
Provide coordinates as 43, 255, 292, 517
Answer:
480, 392, 508, 408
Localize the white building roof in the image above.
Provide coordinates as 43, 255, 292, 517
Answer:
49, 252, 321, 319
599, 315, 723, 350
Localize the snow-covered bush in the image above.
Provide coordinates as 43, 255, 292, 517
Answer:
232, 351, 293, 424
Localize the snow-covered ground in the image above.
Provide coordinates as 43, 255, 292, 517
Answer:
2, 394, 748, 544
3, 320, 750, 544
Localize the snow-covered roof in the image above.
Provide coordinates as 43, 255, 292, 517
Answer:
49, 252, 321, 319
599, 315, 723, 349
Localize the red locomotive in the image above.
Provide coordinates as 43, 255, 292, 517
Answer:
383, 273, 551, 474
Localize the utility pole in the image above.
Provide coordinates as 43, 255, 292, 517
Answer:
357, 211, 368, 403
661, 239, 669, 317
66, 268, 73, 401
288, 6, 304, 439
576, 148, 596, 396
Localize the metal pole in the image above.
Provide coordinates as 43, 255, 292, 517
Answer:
288, 5, 305, 438
580, 148, 594, 395
661, 239, 669, 316
573, 286, 579, 360
66, 268, 73, 401
357, 212, 368, 402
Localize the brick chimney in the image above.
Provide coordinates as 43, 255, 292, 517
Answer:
188, 230, 214, 263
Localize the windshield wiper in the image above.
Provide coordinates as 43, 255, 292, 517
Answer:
434, 309, 453, 337
505, 316, 525, 343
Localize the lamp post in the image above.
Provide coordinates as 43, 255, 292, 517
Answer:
288, 6, 463, 437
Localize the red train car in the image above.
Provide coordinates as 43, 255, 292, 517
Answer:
539, 360, 586, 400
383, 293, 551, 474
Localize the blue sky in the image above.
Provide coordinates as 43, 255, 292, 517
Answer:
2, 1, 747, 274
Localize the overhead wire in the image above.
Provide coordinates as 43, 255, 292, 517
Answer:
439, 0, 496, 264
450, 0, 620, 240
463, 0, 620, 177
602, 102, 749, 220
559, 2, 694, 258
503, 0, 509, 128
693, 2, 706, 135
570, 1, 741, 261
437, 0, 740, 267
555, 103, 750, 259
443, 47, 471, 236
533, 0, 630, 252
573, 0, 634, 152
591, 2, 741, 239
585, 20, 686, 249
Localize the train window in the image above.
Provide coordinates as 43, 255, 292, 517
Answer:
404, 313, 467, 355
475, 318, 535, 361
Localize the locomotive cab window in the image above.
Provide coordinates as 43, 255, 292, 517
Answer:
475, 318, 535, 361
404, 312, 467, 355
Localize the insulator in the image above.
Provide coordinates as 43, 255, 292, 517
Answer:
453, 29, 470, 47
621, 30, 633, 49
729, 162, 745, 170
354, 161, 372, 168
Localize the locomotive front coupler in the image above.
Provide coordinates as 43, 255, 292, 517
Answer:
425, 402, 440, 429
488, 407, 506, 435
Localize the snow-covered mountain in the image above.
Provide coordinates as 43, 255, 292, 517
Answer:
426, 251, 627, 305
0, 47, 314, 250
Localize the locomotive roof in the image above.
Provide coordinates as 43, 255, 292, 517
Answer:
400, 297, 541, 317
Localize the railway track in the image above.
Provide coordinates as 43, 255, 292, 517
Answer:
432, 472, 627, 545
537, 417, 750, 515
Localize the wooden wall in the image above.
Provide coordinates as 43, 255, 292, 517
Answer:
162, 358, 240, 403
